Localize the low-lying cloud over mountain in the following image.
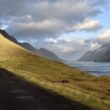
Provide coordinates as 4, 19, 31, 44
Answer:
31, 37, 101, 61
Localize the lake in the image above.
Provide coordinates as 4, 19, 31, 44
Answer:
64, 61, 110, 76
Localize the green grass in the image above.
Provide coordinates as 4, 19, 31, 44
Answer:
0, 33, 110, 110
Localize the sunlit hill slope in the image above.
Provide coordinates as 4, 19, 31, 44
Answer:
0, 31, 110, 110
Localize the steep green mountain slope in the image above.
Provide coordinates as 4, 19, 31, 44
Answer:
0, 33, 110, 110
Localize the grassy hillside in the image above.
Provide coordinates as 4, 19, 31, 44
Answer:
0, 33, 110, 110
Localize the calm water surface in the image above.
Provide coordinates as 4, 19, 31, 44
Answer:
65, 61, 110, 76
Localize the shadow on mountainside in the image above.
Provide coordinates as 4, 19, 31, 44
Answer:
0, 68, 93, 110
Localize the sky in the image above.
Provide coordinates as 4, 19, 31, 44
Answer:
0, 0, 110, 61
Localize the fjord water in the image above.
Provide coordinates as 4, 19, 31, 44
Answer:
65, 61, 110, 76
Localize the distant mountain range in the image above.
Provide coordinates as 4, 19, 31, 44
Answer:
79, 44, 110, 62
0, 29, 61, 61
19, 42, 62, 61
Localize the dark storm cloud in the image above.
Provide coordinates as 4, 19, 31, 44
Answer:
0, 0, 26, 17
0, 0, 106, 38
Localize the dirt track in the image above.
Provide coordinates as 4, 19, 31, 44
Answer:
0, 68, 91, 110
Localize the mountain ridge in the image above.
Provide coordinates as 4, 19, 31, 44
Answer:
19, 42, 62, 61
0, 29, 18, 43
79, 44, 110, 62
0, 29, 61, 61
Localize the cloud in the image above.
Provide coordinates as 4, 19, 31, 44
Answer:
0, 0, 27, 17
8, 19, 64, 38
97, 29, 110, 44
72, 19, 101, 32
0, 0, 106, 38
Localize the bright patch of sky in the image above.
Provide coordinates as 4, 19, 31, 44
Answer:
95, 0, 110, 29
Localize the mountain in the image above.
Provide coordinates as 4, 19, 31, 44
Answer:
19, 42, 39, 53
37, 48, 62, 61
0, 29, 18, 43
79, 44, 110, 62
0, 30, 110, 110
78, 51, 97, 61
19, 42, 62, 61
